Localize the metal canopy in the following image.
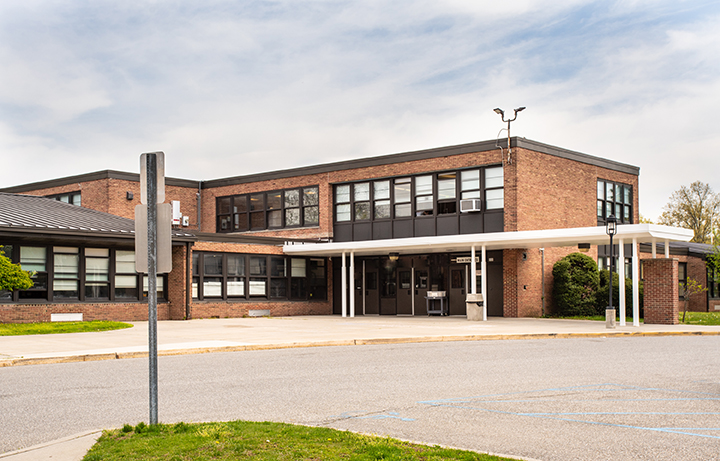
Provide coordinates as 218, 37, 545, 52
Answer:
283, 224, 694, 257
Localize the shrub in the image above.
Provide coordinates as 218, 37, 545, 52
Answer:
596, 270, 644, 317
552, 252, 600, 316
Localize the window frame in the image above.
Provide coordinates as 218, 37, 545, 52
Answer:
216, 185, 321, 233
192, 252, 327, 302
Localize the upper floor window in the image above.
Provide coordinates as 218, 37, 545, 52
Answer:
597, 180, 632, 225
334, 166, 503, 223
217, 185, 320, 233
46, 191, 81, 206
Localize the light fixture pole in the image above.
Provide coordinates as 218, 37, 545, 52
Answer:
605, 214, 618, 329
493, 106, 525, 164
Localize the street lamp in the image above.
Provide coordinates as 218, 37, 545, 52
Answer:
605, 214, 618, 329
493, 106, 525, 164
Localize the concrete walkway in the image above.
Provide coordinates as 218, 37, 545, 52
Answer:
1, 315, 719, 460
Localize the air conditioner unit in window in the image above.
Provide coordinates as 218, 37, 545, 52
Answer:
460, 199, 482, 213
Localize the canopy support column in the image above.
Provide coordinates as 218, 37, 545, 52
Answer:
632, 238, 640, 327
481, 245, 487, 321
341, 252, 347, 317
349, 251, 355, 317
471, 246, 477, 294
618, 239, 626, 326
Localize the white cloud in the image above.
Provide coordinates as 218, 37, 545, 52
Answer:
0, 0, 718, 225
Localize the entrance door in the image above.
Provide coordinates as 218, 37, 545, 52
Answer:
448, 264, 466, 315
396, 269, 413, 315
414, 257, 429, 315
364, 259, 379, 315
379, 257, 397, 315
486, 259, 503, 316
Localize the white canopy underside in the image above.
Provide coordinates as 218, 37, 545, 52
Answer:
283, 224, 694, 257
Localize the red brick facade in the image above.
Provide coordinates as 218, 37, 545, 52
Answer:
0, 301, 169, 323
643, 258, 679, 324
2, 139, 663, 322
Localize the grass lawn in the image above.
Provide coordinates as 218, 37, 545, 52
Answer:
679, 311, 720, 325
84, 421, 517, 461
0, 321, 132, 336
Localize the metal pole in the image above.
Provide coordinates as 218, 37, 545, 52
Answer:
146, 153, 158, 425
607, 233, 614, 329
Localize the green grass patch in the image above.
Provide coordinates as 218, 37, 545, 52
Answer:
679, 311, 720, 325
84, 421, 517, 461
0, 321, 132, 336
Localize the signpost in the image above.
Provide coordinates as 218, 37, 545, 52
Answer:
135, 152, 172, 425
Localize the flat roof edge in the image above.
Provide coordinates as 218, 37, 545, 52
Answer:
515, 139, 640, 175
0, 170, 199, 192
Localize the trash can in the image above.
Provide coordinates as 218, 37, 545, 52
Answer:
466, 293, 484, 321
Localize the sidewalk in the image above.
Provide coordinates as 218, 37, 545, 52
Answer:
2, 315, 719, 367
1, 315, 719, 461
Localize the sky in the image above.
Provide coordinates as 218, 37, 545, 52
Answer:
1, 0, 719, 221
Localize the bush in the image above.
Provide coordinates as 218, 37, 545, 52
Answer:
596, 270, 644, 317
552, 253, 600, 316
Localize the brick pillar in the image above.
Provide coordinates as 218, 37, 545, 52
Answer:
503, 249, 519, 317
643, 258, 679, 325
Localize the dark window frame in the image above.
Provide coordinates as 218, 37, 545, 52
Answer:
191, 252, 327, 302
333, 165, 504, 224
0, 243, 163, 303
216, 185, 320, 233
597, 179, 633, 225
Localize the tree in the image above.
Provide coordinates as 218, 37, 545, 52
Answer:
658, 181, 720, 243
0, 247, 33, 292
679, 277, 707, 323
552, 253, 600, 316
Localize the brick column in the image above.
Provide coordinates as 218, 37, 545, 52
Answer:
643, 258, 679, 325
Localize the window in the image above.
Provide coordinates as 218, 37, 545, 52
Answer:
303, 187, 319, 226
116, 250, 138, 299
708, 267, 720, 299
437, 173, 457, 215
143, 275, 165, 300
203, 254, 223, 297
53, 247, 79, 298
2, 245, 161, 303
373, 180, 391, 219
485, 167, 503, 210
354, 183, 370, 220
47, 192, 81, 206
85, 248, 109, 299
19, 246, 48, 299
461, 169, 480, 199
249, 256, 267, 296
394, 178, 412, 218
335, 185, 351, 222
415, 175, 433, 216
333, 166, 504, 224
217, 185, 321, 233
597, 179, 632, 224
227, 254, 245, 297
192, 253, 327, 302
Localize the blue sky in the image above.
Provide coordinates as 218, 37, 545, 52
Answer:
1, 0, 719, 220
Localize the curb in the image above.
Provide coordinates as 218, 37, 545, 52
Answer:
0, 430, 102, 459
1, 330, 718, 368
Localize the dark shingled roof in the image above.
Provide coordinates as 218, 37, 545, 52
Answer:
0, 192, 194, 240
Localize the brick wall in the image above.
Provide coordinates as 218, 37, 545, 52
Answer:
0, 301, 168, 323
643, 258, 679, 325
17, 178, 201, 230
639, 252, 709, 313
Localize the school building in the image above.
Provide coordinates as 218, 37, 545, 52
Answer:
2, 137, 710, 325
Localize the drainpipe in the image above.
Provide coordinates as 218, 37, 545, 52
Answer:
186, 242, 192, 319
540, 248, 545, 317
196, 181, 202, 231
